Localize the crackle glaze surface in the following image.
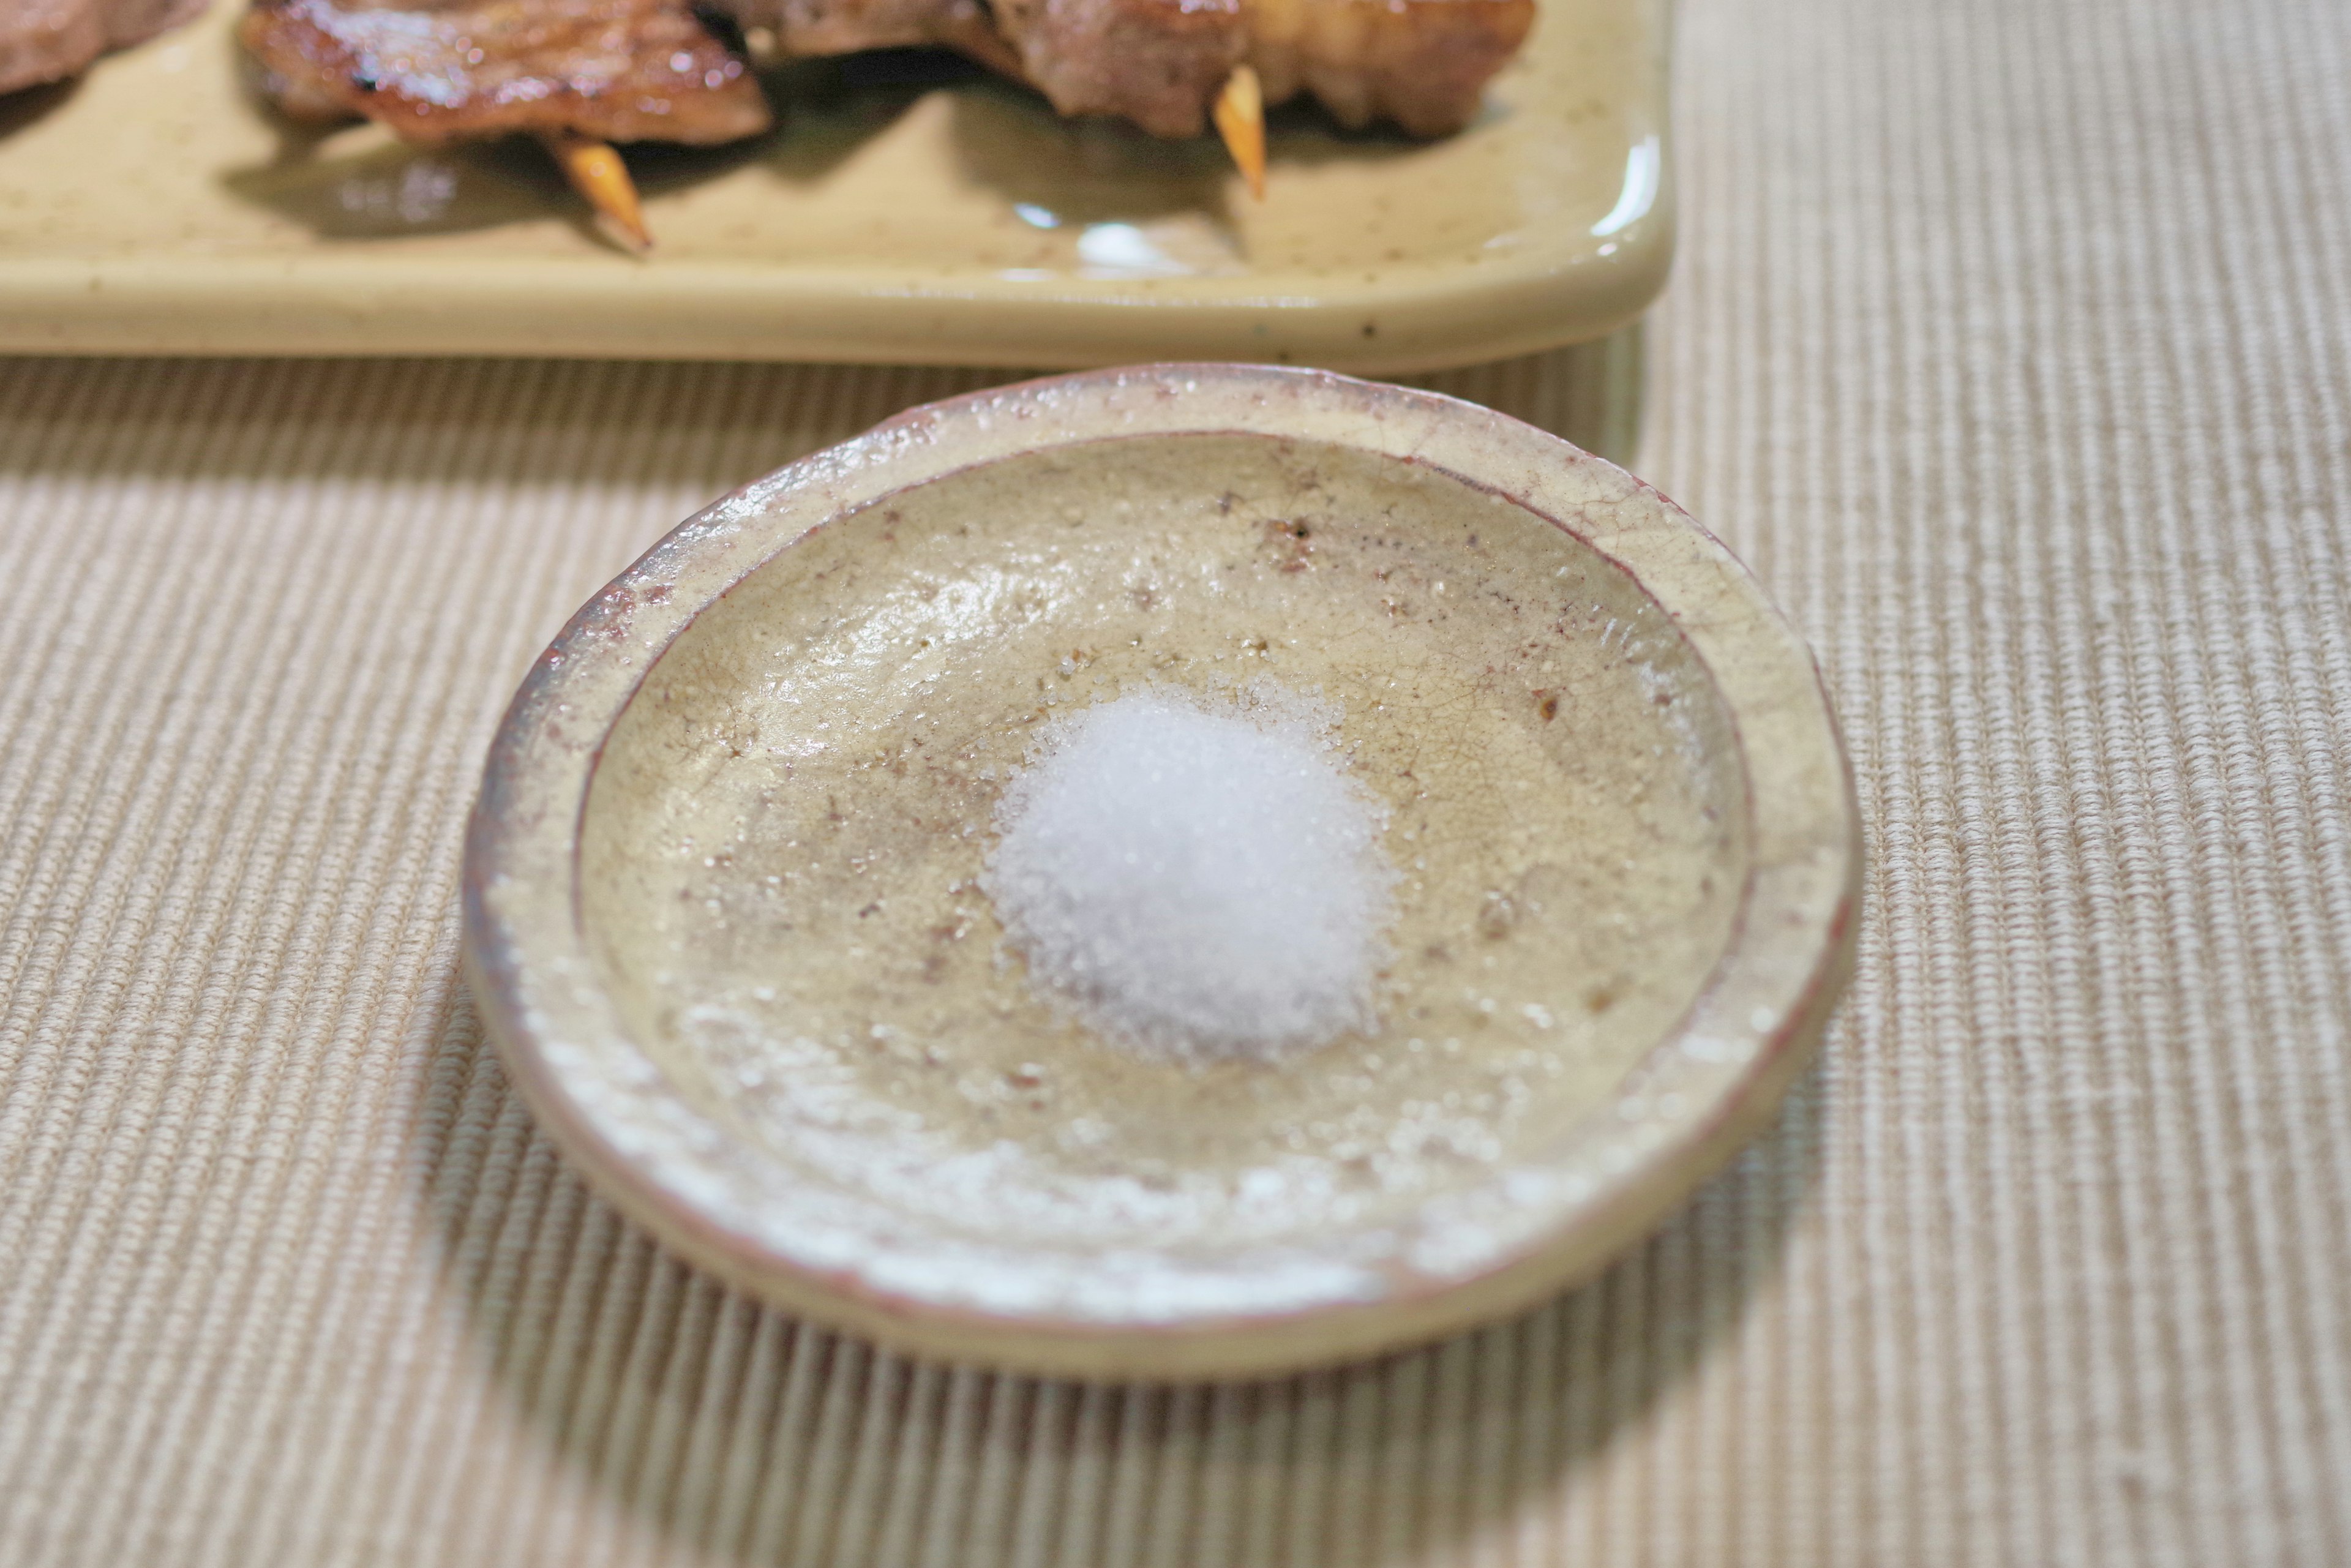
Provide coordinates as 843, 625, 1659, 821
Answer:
465, 366, 1857, 1378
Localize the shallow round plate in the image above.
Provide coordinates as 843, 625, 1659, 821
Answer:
463, 364, 1858, 1381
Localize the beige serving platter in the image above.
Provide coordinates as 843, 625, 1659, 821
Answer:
0, 0, 1669, 369
463, 364, 1858, 1379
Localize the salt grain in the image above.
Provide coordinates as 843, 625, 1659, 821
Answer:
983, 684, 1397, 1063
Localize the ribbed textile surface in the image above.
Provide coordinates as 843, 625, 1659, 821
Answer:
3, 0, 2349, 1559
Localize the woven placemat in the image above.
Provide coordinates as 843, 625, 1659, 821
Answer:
2, 0, 2347, 1560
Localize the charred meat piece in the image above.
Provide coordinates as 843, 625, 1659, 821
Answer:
240, 0, 772, 144
730, 0, 1015, 73
1244, 0, 1532, 137
985, 0, 1242, 138
2, 0, 207, 95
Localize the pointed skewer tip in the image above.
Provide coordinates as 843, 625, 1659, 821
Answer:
541, 130, 654, 253
1213, 64, 1267, 201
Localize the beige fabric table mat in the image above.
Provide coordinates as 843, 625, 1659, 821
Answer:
4, 0, 2349, 1561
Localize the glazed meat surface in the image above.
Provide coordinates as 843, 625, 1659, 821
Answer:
241, 0, 772, 142
2, 0, 207, 95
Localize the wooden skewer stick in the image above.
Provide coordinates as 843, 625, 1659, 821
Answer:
1212, 64, 1267, 200
541, 130, 653, 252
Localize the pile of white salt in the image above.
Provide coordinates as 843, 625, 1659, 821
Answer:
982, 685, 1398, 1063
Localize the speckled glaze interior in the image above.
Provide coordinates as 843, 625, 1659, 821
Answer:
464, 366, 1859, 1379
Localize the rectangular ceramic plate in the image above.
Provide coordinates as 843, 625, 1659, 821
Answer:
0, 0, 1669, 371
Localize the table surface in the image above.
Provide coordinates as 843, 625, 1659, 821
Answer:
2, 0, 2348, 1562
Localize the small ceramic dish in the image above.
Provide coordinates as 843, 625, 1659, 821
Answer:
463, 364, 1858, 1381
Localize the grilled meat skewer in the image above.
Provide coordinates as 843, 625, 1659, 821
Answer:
242, 0, 770, 241
729, 0, 1531, 147
722, 0, 1529, 192
241, 0, 1528, 240
936, 0, 1531, 140
241, 0, 770, 143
